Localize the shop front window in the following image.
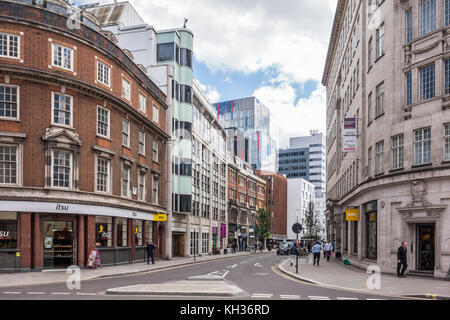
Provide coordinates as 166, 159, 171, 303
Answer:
117, 218, 128, 247
95, 216, 112, 247
365, 201, 377, 260
135, 220, 143, 246
0, 212, 17, 249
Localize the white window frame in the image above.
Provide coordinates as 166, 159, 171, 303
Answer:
375, 82, 384, 117
95, 156, 111, 194
375, 141, 384, 174
152, 140, 159, 162
152, 175, 159, 205
51, 92, 73, 128
51, 43, 74, 71
139, 130, 145, 156
121, 163, 130, 198
376, 23, 385, 59
51, 149, 73, 189
444, 124, 450, 161
122, 77, 131, 101
96, 105, 110, 138
0, 32, 20, 59
122, 119, 130, 147
391, 135, 404, 170
138, 171, 146, 202
97, 60, 110, 87
153, 105, 159, 123
138, 93, 146, 113
414, 127, 431, 165
0, 84, 20, 120
0, 144, 19, 186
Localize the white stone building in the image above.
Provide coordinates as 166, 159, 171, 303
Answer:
323, 0, 450, 278
286, 178, 315, 241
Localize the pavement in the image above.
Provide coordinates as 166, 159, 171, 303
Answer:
0, 250, 259, 289
277, 254, 450, 300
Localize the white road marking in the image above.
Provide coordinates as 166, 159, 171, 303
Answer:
207, 270, 230, 278
50, 292, 71, 295
241, 261, 247, 264
367, 298, 387, 300
227, 264, 238, 269
3, 292, 22, 295
308, 296, 331, 300
27, 292, 46, 295
337, 297, 358, 300
280, 295, 300, 299
254, 263, 262, 267
76, 292, 97, 296
251, 293, 273, 298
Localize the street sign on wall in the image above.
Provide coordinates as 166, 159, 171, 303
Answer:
345, 208, 359, 221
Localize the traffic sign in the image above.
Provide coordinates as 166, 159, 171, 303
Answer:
292, 223, 303, 234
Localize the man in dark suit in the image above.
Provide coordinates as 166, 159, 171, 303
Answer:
397, 241, 408, 278
146, 241, 156, 265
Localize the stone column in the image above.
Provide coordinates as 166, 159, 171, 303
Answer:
85, 215, 95, 258
19, 212, 32, 270
32, 213, 42, 270
129, 219, 135, 262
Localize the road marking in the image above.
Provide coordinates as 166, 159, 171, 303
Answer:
337, 297, 359, 300
3, 292, 22, 295
280, 295, 300, 299
227, 264, 238, 269
27, 292, 46, 295
367, 298, 387, 300
251, 293, 273, 298
253, 273, 269, 276
254, 263, 262, 267
50, 292, 71, 295
308, 296, 331, 300
241, 261, 247, 264
76, 292, 97, 296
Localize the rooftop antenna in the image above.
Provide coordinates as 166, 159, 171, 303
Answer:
183, 18, 188, 28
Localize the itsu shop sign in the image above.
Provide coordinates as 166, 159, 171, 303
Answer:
343, 118, 357, 152
0, 231, 9, 240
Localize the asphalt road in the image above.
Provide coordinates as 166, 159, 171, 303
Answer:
0, 252, 413, 300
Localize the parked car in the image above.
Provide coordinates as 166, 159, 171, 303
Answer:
277, 242, 290, 255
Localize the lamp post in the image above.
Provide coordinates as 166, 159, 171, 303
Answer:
295, 209, 301, 274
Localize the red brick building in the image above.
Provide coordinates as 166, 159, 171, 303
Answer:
0, 0, 169, 271
256, 171, 287, 240
227, 155, 266, 250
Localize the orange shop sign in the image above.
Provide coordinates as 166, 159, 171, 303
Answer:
345, 208, 359, 221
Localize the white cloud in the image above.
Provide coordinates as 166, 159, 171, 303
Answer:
196, 80, 221, 104
253, 82, 326, 149
95, 0, 336, 84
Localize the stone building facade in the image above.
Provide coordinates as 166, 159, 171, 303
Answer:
323, 0, 450, 278
0, 0, 169, 271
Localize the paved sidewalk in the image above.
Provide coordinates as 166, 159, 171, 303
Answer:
0, 250, 263, 288
278, 255, 450, 299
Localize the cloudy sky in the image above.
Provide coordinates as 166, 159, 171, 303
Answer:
78, 0, 337, 148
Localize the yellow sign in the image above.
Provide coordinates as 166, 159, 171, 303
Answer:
345, 208, 359, 221
153, 214, 167, 222
16, 252, 20, 257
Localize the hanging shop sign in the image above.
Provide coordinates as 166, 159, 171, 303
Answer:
220, 224, 227, 239
343, 118, 357, 152
153, 214, 167, 222
345, 208, 359, 221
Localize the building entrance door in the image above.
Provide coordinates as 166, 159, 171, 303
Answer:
43, 221, 74, 269
416, 224, 435, 271
172, 233, 185, 257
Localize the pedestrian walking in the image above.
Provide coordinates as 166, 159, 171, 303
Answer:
312, 242, 322, 266
307, 242, 312, 254
397, 241, 408, 278
146, 240, 156, 265
324, 240, 333, 261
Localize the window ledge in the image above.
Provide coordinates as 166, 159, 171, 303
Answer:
0, 118, 20, 122
389, 167, 404, 173
96, 135, 112, 142
374, 113, 385, 120
374, 53, 385, 64
374, 172, 385, 177
441, 160, 450, 165
411, 162, 432, 169
367, 65, 373, 74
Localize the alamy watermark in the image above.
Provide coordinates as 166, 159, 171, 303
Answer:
366, 265, 381, 290
66, 265, 81, 290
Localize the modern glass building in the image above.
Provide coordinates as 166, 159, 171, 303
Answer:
215, 97, 278, 172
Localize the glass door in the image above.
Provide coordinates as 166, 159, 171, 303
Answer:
43, 221, 74, 269
416, 224, 435, 271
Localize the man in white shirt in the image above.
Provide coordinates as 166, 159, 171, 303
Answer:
324, 240, 333, 261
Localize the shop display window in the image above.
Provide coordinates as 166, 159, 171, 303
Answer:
95, 216, 112, 247
0, 212, 17, 249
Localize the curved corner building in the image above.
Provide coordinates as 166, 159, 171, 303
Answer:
0, 0, 170, 271
323, 0, 450, 278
